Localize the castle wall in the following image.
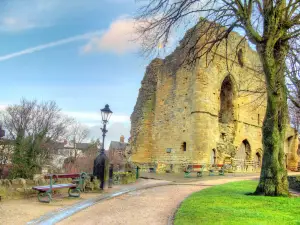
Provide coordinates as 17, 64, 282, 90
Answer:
129, 27, 299, 172
130, 59, 162, 163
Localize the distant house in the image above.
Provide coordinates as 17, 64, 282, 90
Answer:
62, 142, 99, 174
46, 141, 93, 173
108, 135, 128, 171
0, 137, 96, 175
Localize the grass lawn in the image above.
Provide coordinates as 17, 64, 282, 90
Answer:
174, 180, 300, 225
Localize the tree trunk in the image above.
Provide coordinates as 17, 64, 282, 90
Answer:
255, 41, 289, 196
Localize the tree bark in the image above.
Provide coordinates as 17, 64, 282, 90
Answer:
255, 40, 289, 196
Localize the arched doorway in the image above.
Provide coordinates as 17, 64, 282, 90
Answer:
235, 140, 251, 170
211, 149, 216, 165
255, 152, 261, 168
236, 140, 251, 160
284, 136, 293, 154
219, 76, 234, 123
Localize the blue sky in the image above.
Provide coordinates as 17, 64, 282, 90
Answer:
0, 0, 155, 147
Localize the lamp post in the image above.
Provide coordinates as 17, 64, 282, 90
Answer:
100, 104, 112, 155
93, 104, 113, 190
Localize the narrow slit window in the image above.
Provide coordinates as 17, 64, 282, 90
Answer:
181, 142, 187, 151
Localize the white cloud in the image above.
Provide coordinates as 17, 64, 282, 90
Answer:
0, 0, 102, 32
88, 122, 130, 149
81, 15, 182, 56
1, 17, 36, 31
82, 17, 140, 54
64, 111, 130, 124
64, 110, 131, 149
0, 31, 103, 62
0, 0, 58, 31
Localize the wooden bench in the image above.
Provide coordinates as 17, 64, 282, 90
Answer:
32, 172, 88, 203
184, 165, 205, 178
209, 164, 225, 176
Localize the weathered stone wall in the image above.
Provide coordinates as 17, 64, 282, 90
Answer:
129, 23, 299, 172
130, 59, 163, 163
284, 128, 299, 170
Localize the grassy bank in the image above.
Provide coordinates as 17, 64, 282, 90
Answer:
174, 180, 300, 225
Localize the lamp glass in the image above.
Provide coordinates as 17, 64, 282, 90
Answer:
101, 104, 113, 122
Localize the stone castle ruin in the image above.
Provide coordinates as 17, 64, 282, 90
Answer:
127, 23, 299, 173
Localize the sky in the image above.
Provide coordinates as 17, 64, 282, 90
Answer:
0, 0, 159, 148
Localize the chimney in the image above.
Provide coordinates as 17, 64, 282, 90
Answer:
120, 135, 125, 143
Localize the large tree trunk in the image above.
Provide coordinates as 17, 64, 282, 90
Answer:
255, 40, 289, 196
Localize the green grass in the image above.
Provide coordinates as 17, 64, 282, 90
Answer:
174, 180, 300, 225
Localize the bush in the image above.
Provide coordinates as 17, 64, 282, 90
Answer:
113, 172, 136, 184
288, 176, 300, 191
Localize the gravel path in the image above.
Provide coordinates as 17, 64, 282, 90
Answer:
0, 179, 170, 225
58, 176, 258, 225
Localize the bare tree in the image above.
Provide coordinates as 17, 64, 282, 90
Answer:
1, 98, 72, 178
0, 139, 14, 177
136, 0, 300, 196
67, 120, 89, 159
289, 103, 300, 132
287, 40, 300, 108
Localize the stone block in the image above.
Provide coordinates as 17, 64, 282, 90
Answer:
2, 179, 11, 188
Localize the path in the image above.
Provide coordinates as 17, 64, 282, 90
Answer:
58, 176, 258, 225
1, 179, 169, 225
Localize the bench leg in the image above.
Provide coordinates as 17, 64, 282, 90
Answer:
209, 170, 214, 176
197, 172, 203, 177
184, 172, 191, 178
113, 175, 120, 185
38, 192, 52, 203
68, 188, 80, 198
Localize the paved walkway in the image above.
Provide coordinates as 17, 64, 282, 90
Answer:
58, 175, 259, 225
27, 171, 300, 225
26, 179, 171, 225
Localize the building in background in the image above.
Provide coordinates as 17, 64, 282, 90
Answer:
45, 140, 92, 173
108, 135, 128, 171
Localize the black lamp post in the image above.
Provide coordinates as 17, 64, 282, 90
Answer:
93, 104, 113, 190
100, 104, 112, 155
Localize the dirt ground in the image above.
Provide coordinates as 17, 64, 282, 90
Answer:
0, 192, 101, 225
0, 179, 169, 225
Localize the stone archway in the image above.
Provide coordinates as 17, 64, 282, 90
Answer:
236, 140, 251, 160
235, 139, 251, 171
211, 149, 216, 165
285, 154, 288, 169
285, 136, 293, 154
255, 152, 262, 168
219, 76, 234, 123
